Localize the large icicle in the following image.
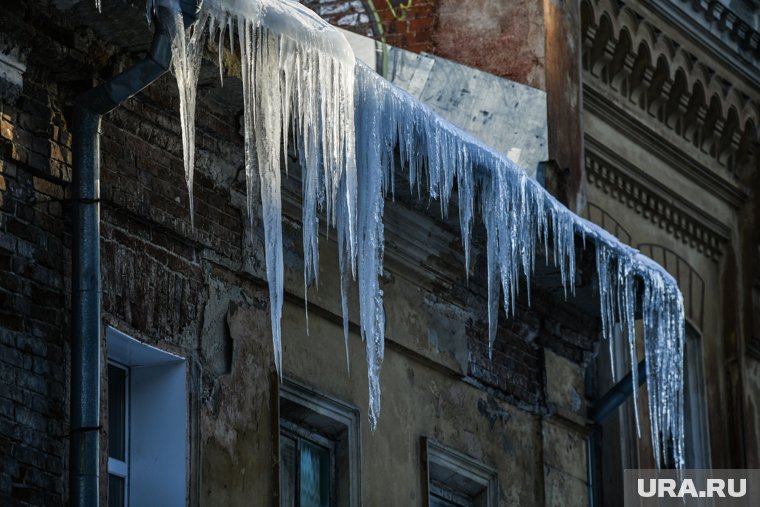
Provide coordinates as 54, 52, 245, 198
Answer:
202, 0, 357, 377
355, 67, 392, 428
139, 0, 684, 460
169, 9, 208, 227
593, 231, 685, 468
352, 60, 684, 464
353, 62, 578, 355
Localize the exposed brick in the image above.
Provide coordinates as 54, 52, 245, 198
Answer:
15, 334, 47, 359
14, 408, 48, 434
0, 312, 24, 333
0, 119, 13, 141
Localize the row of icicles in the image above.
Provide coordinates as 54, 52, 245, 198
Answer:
98, 0, 685, 468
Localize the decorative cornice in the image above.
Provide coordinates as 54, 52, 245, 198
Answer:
640, 0, 760, 83
584, 85, 749, 209
581, 0, 760, 182
585, 137, 731, 260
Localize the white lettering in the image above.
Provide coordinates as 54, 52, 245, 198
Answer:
706, 479, 726, 497
660, 479, 677, 497
728, 479, 746, 497
677, 479, 699, 497
637, 479, 657, 498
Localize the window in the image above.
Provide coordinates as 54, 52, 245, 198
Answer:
587, 321, 711, 505
681, 324, 711, 468
279, 378, 361, 507
423, 438, 498, 507
280, 420, 335, 506
106, 327, 187, 507
108, 363, 129, 507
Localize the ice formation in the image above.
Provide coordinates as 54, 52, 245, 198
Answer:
101, 0, 684, 468
169, 8, 209, 227
353, 64, 683, 466
202, 0, 358, 376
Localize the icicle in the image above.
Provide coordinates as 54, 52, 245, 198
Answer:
153, 0, 684, 465
350, 61, 683, 462
590, 229, 684, 469
169, 10, 207, 228
337, 175, 353, 374
195, 0, 356, 378
355, 66, 389, 429
145, 0, 155, 23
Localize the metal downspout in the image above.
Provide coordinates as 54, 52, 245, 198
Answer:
69, 3, 200, 505
589, 358, 647, 424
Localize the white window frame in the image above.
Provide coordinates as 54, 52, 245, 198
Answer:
107, 361, 130, 507
106, 327, 187, 507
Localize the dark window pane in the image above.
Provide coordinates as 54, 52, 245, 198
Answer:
108, 365, 126, 461
431, 497, 460, 507
280, 434, 297, 507
430, 481, 474, 507
300, 440, 331, 507
108, 474, 125, 507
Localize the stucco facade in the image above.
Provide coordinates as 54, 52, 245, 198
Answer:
580, 0, 760, 487
0, 0, 758, 506
0, 1, 598, 505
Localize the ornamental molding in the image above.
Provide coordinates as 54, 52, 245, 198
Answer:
581, 0, 759, 182
638, 0, 760, 82
584, 85, 748, 209
585, 137, 731, 260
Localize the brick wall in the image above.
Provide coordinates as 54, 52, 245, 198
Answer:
464, 287, 598, 413
0, 0, 272, 500
468, 315, 546, 411
301, 0, 545, 87
301, 0, 437, 54
98, 79, 244, 340
433, 0, 546, 88
0, 10, 71, 503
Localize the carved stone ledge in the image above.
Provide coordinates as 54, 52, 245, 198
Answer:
582, 0, 760, 181
670, 0, 760, 65
584, 86, 749, 209
585, 141, 731, 260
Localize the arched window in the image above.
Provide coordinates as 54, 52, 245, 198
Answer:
584, 202, 632, 245
637, 244, 704, 331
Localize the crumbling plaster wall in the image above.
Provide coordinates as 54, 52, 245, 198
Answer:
280, 299, 590, 505
96, 78, 594, 500
0, 0, 598, 504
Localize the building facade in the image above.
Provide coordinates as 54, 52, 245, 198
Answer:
0, 1, 757, 507
579, 0, 760, 476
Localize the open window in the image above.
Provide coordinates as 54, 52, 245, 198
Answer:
106, 327, 187, 507
278, 378, 361, 506
423, 438, 498, 507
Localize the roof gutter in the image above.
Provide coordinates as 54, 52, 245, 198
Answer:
68, 2, 200, 505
